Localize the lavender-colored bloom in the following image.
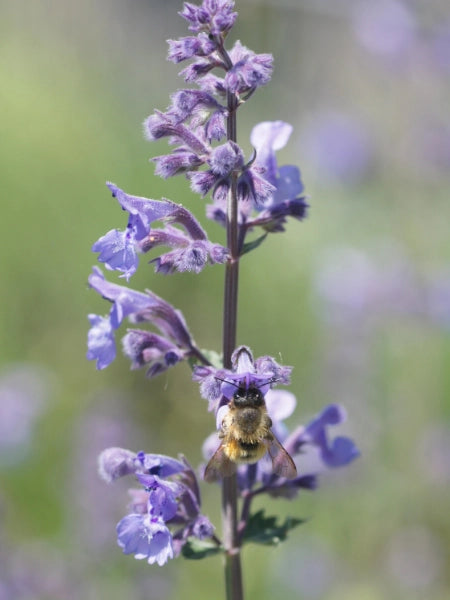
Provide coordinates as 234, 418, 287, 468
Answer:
152, 149, 204, 179
247, 121, 308, 229
210, 141, 244, 176
179, 0, 237, 36
225, 41, 273, 95
92, 183, 178, 280
86, 314, 116, 369
100, 447, 215, 565
193, 345, 292, 412
167, 33, 217, 63
188, 141, 244, 200
98, 447, 137, 482
284, 404, 360, 468
168, 89, 222, 124
122, 330, 186, 377
137, 474, 182, 521
92, 228, 139, 282
144, 111, 210, 155
117, 514, 174, 566
87, 267, 199, 372
251, 121, 294, 186
236, 164, 276, 206
88, 267, 158, 329
137, 451, 187, 477
138, 224, 229, 275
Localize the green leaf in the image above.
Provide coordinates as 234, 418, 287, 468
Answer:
240, 233, 268, 256
181, 538, 223, 560
242, 509, 305, 546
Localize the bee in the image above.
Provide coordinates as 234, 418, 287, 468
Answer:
204, 382, 297, 482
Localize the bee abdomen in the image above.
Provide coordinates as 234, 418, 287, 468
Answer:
224, 438, 267, 464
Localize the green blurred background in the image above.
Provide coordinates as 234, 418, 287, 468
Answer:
1, 0, 450, 598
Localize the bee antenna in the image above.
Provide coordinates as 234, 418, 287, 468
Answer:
214, 376, 240, 388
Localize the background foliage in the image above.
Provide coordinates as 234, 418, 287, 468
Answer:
1, 1, 450, 598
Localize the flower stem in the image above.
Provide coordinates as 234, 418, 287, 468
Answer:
221, 88, 243, 600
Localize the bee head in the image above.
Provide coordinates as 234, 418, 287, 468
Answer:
215, 375, 278, 409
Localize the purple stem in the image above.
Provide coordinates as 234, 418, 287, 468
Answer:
220, 40, 244, 600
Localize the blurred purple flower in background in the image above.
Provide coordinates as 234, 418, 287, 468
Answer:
352, 0, 416, 60
313, 243, 450, 328
0, 364, 51, 464
301, 112, 373, 184
384, 526, 444, 592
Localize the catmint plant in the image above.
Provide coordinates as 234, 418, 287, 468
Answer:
87, 2, 359, 598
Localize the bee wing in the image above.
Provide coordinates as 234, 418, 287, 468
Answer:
204, 444, 237, 483
265, 433, 297, 479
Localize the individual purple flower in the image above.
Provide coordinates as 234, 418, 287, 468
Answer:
167, 33, 217, 64
246, 121, 308, 230
92, 183, 178, 280
138, 224, 229, 275
97, 447, 138, 482
224, 41, 273, 95
188, 141, 244, 200
117, 513, 174, 566
144, 111, 211, 155
88, 267, 160, 329
193, 345, 292, 413
284, 404, 360, 468
122, 330, 186, 377
260, 402, 359, 499
87, 267, 200, 372
167, 89, 223, 124
152, 149, 204, 179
